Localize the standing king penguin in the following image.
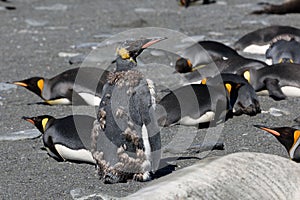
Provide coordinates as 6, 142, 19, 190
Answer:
254, 125, 300, 162
91, 37, 165, 183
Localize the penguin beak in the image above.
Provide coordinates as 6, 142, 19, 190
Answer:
141, 37, 167, 49
22, 116, 35, 125
11, 81, 28, 87
253, 125, 281, 136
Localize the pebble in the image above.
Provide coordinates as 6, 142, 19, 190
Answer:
0, 129, 41, 141
34, 4, 68, 11
0, 82, 17, 91
58, 52, 81, 58
25, 19, 48, 27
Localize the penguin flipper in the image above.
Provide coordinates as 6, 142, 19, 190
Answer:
46, 149, 64, 161
264, 78, 286, 100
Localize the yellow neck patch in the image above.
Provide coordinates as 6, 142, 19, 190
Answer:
37, 79, 44, 92
187, 59, 193, 68
117, 48, 130, 59
201, 78, 207, 85
225, 83, 232, 94
293, 130, 300, 146
42, 118, 49, 132
243, 71, 251, 83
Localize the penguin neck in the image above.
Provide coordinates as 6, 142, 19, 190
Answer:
290, 136, 300, 161
40, 78, 50, 99
115, 56, 137, 72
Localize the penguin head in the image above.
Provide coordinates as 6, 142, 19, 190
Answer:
175, 57, 193, 73
116, 37, 166, 63
254, 125, 300, 161
22, 115, 54, 134
266, 38, 299, 64
12, 77, 45, 98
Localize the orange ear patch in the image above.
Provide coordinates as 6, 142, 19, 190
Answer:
294, 130, 300, 144
37, 79, 44, 91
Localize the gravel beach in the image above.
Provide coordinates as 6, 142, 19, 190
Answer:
1, 0, 300, 199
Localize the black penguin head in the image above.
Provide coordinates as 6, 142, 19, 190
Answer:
12, 77, 45, 98
254, 125, 300, 161
266, 38, 300, 64
22, 115, 54, 134
116, 37, 166, 63
175, 57, 193, 73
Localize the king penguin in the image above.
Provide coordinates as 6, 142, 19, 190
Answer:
10, 67, 109, 106
23, 115, 96, 165
205, 73, 261, 116
265, 37, 300, 64
242, 63, 300, 100
234, 25, 300, 54
156, 80, 243, 128
91, 37, 165, 183
254, 125, 300, 162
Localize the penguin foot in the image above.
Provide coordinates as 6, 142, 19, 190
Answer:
133, 171, 151, 182
103, 172, 121, 184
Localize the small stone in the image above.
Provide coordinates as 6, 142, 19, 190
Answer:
0, 129, 41, 141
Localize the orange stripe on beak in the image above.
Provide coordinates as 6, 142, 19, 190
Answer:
141, 37, 166, 49
259, 126, 281, 136
24, 118, 35, 125
13, 82, 28, 87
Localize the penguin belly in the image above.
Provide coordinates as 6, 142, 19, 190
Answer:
78, 92, 101, 106
243, 44, 270, 54
45, 98, 72, 105
178, 111, 215, 126
54, 144, 96, 164
281, 86, 300, 97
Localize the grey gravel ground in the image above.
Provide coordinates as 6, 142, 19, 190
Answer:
1, 0, 300, 199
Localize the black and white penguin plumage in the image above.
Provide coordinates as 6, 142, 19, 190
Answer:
234, 25, 300, 54
254, 125, 300, 162
242, 63, 300, 100
23, 115, 96, 165
91, 37, 165, 183
11, 67, 109, 106
266, 36, 300, 64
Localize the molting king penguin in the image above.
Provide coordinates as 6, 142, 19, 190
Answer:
254, 125, 300, 162
22, 115, 96, 165
10, 67, 109, 106
91, 37, 165, 183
